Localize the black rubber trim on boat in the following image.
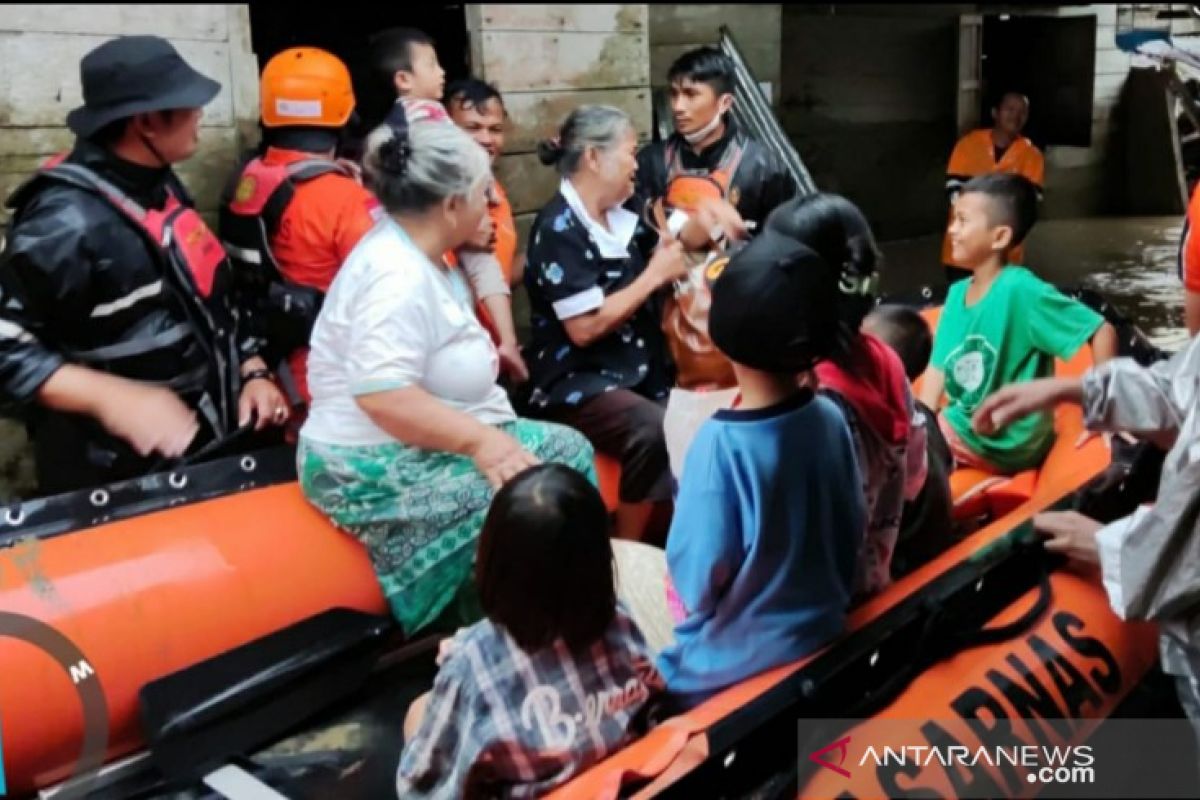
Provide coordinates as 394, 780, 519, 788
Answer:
0, 444, 298, 546
652, 520, 1058, 800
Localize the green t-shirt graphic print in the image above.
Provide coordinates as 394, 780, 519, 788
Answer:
931, 266, 1103, 473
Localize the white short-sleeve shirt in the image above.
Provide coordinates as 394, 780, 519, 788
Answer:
301, 218, 516, 447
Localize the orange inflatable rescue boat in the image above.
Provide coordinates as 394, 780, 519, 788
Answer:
0, 290, 1171, 798
551, 320, 1162, 800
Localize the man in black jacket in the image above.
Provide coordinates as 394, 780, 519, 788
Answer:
636, 46, 797, 406
637, 47, 796, 247
0, 35, 288, 495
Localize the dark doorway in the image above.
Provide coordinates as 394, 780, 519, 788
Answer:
981, 14, 1097, 149
247, 5, 469, 134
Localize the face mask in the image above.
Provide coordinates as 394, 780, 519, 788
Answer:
682, 96, 733, 145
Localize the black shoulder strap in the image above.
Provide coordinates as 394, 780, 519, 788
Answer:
29, 164, 166, 257
259, 159, 348, 236
285, 159, 347, 182
39, 163, 151, 217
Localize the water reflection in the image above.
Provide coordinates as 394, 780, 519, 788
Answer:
880, 217, 1188, 351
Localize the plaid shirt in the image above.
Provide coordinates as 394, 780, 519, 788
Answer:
396, 604, 665, 798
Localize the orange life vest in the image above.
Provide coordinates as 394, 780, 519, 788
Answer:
43, 156, 225, 299
659, 140, 748, 390
942, 130, 1045, 268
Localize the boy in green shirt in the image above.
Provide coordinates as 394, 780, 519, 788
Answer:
918, 173, 1117, 474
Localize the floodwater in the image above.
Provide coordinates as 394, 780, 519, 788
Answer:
879, 216, 1190, 352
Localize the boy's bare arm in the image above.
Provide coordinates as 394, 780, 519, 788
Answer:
1186, 290, 1200, 336
1089, 321, 1118, 365
917, 366, 945, 411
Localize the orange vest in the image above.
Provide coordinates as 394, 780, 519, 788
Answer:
659, 140, 747, 390
942, 129, 1045, 268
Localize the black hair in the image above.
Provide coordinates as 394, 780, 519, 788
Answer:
764, 193, 882, 368
88, 109, 182, 147
89, 118, 130, 147
475, 464, 616, 653
265, 126, 340, 153
667, 46, 735, 97
959, 172, 1039, 249
445, 77, 505, 114
992, 90, 1030, 111
375, 118, 412, 178
863, 304, 932, 381
369, 27, 435, 90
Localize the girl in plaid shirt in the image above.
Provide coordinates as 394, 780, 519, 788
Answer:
397, 464, 665, 798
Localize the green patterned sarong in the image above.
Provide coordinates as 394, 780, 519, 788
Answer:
298, 419, 595, 635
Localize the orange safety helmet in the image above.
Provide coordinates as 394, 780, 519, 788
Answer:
260, 47, 355, 128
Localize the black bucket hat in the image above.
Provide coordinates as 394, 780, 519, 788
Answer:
66, 35, 221, 138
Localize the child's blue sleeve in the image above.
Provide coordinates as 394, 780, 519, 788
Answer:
665, 432, 744, 618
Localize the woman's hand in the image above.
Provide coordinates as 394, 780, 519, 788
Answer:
693, 197, 748, 243
497, 341, 530, 384
1035, 511, 1103, 567
646, 240, 687, 287
469, 426, 540, 488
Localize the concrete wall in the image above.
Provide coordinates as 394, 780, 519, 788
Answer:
970, 4, 1199, 218
648, 5, 783, 108
1005, 4, 1121, 219
0, 4, 259, 223
467, 4, 652, 252
780, 7, 960, 240
778, 3, 1186, 237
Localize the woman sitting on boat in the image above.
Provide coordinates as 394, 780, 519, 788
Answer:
523, 105, 688, 541
296, 114, 595, 636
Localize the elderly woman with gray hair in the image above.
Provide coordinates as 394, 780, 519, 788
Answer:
525, 105, 687, 541
297, 115, 594, 636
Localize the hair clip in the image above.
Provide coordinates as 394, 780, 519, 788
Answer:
379, 135, 411, 175
838, 272, 879, 297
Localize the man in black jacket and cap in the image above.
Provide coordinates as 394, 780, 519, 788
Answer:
0, 35, 289, 495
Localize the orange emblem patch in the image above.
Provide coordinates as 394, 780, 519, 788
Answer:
705, 256, 730, 284
234, 175, 257, 204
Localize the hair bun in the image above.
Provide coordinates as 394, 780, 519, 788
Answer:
536, 136, 565, 166
379, 129, 412, 176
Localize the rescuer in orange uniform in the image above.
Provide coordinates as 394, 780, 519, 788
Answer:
220, 47, 382, 414
943, 92, 1044, 284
